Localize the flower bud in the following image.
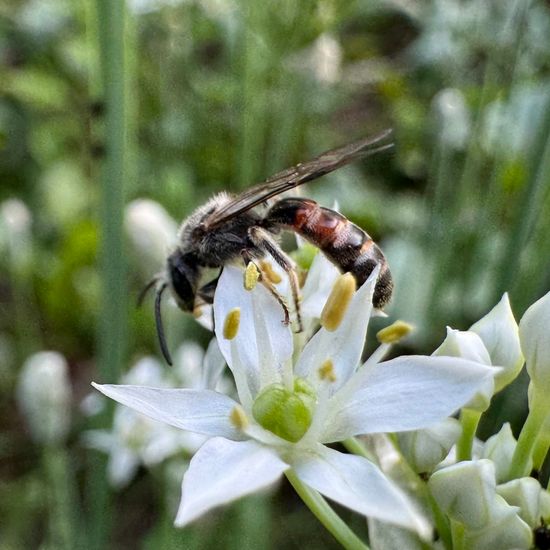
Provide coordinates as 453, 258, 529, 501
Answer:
497, 477, 550, 529
17, 351, 71, 445
124, 199, 177, 266
482, 423, 518, 483
433, 328, 494, 411
519, 291, 550, 394
470, 293, 524, 391
432, 88, 470, 150
429, 459, 497, 530
0, 198, 32, 272
397, 417, 461, 474
464, 508, 532, 550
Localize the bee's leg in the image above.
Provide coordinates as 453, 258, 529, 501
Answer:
240, 249, 290, 326
247, 227, 303, 332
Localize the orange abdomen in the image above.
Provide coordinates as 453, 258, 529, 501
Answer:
265, 197, 393, 307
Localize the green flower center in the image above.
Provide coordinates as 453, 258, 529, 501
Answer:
252, 379, 316, 443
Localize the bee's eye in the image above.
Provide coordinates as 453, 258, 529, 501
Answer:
167, 253, 198, 312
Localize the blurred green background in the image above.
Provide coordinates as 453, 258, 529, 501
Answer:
2, 0, 550, 547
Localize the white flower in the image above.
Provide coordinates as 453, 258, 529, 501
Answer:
94, 265, 493, 533
86, 353, 208, 488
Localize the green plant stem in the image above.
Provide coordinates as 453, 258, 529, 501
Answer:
343, 437, 376, 462
43, 446, 79, 549
456, 409, 481, 462
532, 430, 550, 473
450, 519, 465, 550
508, 390, 550, 479
285, 469, 369, 550
87, 1, 129, 548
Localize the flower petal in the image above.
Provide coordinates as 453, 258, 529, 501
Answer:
214, 266, 292, 397
321, 356, 493, 442
519, 290, 550, 393
292, 444, 430, 536
92, 383, 243, 440
300, 251, 341, 320
470, 293, 524, 390
295, 267, 377, 394
175, 437, 288, 526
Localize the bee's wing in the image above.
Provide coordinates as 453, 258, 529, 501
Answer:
203, 129, 393, 228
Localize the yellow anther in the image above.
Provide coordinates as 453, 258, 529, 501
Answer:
223, 307, 241, 340
320, 273, 356, 331
244, 262, 260, 290
229, 405, 249, 430
318, 359, 337, 382
259, 260, 282, 284
377, 320, 414, 344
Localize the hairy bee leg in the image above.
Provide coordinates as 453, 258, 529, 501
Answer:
240, 250, 291, 326
247, 227, 303, 332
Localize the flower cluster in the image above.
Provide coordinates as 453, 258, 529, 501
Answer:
91, 205, 550, 548
94, 258, 515, 544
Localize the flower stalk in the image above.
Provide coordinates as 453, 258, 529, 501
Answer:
456, 409, 481, 461
285, 469, 370, 550
508, 389, 550, 479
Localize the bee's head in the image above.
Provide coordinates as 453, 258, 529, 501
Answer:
138, 250, 199, 366
166, 250, 199, 312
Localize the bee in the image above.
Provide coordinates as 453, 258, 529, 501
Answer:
142, 130, 394, 364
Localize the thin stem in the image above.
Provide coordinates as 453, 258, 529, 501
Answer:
508, 390, 550, 479
450, 519, 465, 550
285, 469, 369, 550
456, 409, 481, 462
343, 437, 376, 462
532, 430, 550, 473
43, 446, 79, 549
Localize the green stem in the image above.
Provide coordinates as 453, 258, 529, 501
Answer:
86, 1, 129, 547
509, 390, 550, 479
43, 446, 79, 549
532, 430, 550, 473
285, 469, 369, 550
343, 437, 376, 462
456, 409, 481, 462
450, 519, 465, 550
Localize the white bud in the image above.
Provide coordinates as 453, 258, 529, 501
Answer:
519, 291, 550, 394
17, 351, 71, 444
482, 423, 519, 483
397, 417, 461, 474
432, 88, 471, 149
311, 34, 342, 84
464, 507, 532, 550
497, 477, 550, 529
433, 328, 495, 411
470, 293, 524, 391
124, 199, 177, 266
0, 198, 32, 271
429, 459, 497, 530
121, 356, 165, 386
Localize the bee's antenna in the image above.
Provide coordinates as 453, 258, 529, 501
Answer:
137, 275, 161, 307
155, 282, 173, 366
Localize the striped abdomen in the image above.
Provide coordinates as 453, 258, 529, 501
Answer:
265, 197, 393, 308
